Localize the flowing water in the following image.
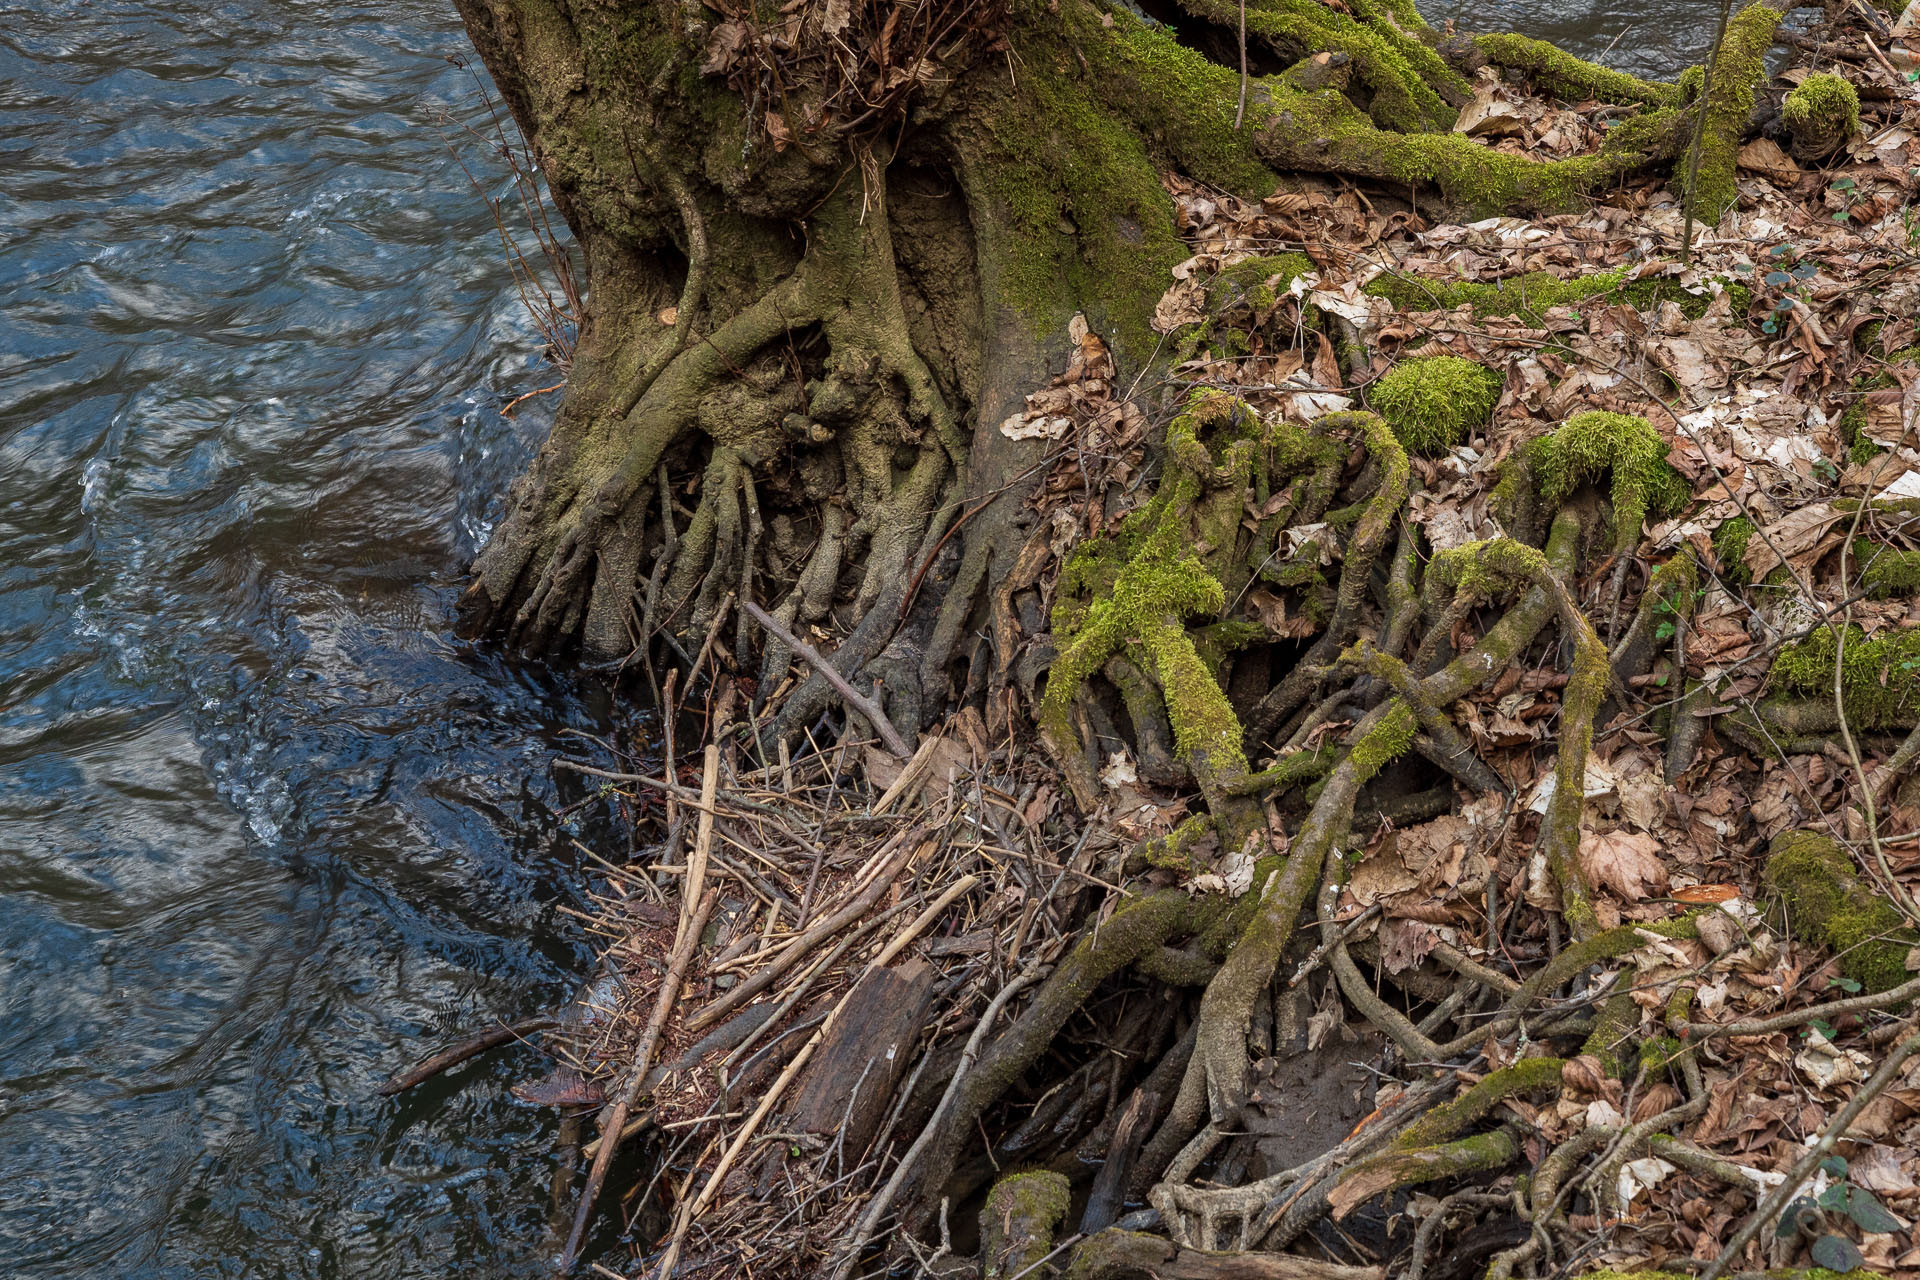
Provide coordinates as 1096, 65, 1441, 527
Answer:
0, 2, 623, 1275
0, 1, 1719, 1276
1439, 0, 1728, 84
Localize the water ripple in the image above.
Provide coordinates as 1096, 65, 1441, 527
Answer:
0, 1, 619, 1275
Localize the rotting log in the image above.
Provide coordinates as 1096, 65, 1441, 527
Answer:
789, 958, 940, 1160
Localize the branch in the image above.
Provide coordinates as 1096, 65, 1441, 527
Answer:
744, 598, 913, 758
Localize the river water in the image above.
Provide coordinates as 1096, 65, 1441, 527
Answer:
0, 1, 622, 1275
0, 2, 1717, 1277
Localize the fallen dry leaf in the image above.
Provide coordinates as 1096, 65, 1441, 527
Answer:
1579, 828, 1671, 902
1743, 501, 1843, 582
1737, 136, 1801, 183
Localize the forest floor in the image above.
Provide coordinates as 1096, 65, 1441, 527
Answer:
402, 7, 1920, 1279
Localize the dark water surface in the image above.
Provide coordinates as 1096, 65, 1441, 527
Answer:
1439, 0, 1721, 84
0, 1, 1709, 1277
0, 1, 615, 1275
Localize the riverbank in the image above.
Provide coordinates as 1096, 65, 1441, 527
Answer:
404, 4, 1920, 1277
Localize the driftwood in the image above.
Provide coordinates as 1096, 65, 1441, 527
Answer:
790, 958, 939, 1160
376, 1015, 556, 1096
1081, 1088, 1157, 1235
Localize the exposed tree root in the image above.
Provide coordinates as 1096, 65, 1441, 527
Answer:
442, 0, 1920, 1274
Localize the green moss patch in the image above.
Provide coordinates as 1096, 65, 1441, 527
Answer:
1686, 4, 1782, 222
1369, 355, 1502, 455
1856, 542, 1920, 598
1532, 411, 1691, 554
1363, 268, 1742, 328
1763, 830, 1919, 994
1781, 73, 1860, 156
1713, 516, 1756, 584
1769, 624, 1920, 728
1471, 33, 1681, 107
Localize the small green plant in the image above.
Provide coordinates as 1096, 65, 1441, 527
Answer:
1649, 588, 1703, 643
1759, 247, 1820, 336
1829, 175, 1859, 226
1775, 1154, 1904, 1273
1369, 355, 1502, 455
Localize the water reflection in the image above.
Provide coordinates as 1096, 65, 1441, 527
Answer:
0, 1, 612, 1275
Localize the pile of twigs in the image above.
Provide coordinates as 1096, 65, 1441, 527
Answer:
544, 711, 1116, 1279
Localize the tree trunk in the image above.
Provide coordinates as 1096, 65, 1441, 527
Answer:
450, 0, 1740, 745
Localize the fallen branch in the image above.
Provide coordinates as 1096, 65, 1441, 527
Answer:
744, 599, 913, 759
376, 1015, 557, 1096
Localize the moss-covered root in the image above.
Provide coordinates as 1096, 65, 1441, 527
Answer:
1251, 410, 1409, 732
913, 889, 1218, 1222
1185, 700, 1418, 1127
1463, 33, 1683, 107
1426, 534, 1609, 934
1351, 640, 1506, 796
1610, 552, 1700, 695
1686, 3, 1784, 223
1766, 624, 1920, 730
1250, 84, 1660, 218
1532, 412, 1691, 561
981, 1170, 1071, 1279
1781, 72, 1861, 159
1763, 830, 1920, 994
1041, 391, 1326, 837
1395, 1058, 1567, 1151
1327, 1128, 1521, 1220
1369, 355, 1502, 456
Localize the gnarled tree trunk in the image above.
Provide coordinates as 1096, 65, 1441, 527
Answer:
450, 0, 1727, 746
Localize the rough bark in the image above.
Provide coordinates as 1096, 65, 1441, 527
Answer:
449, 0, 1747, 751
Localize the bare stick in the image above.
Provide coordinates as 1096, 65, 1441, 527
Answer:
1234, 0, 1249, 130
559, 886, 719, 1274
377, 1016, 556, 1096
743, 599, 912, 759
1679, 973, 1920, 1040
551, 759, 783, 816
685, 834, 928, 1033
675, 744, 720, 955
